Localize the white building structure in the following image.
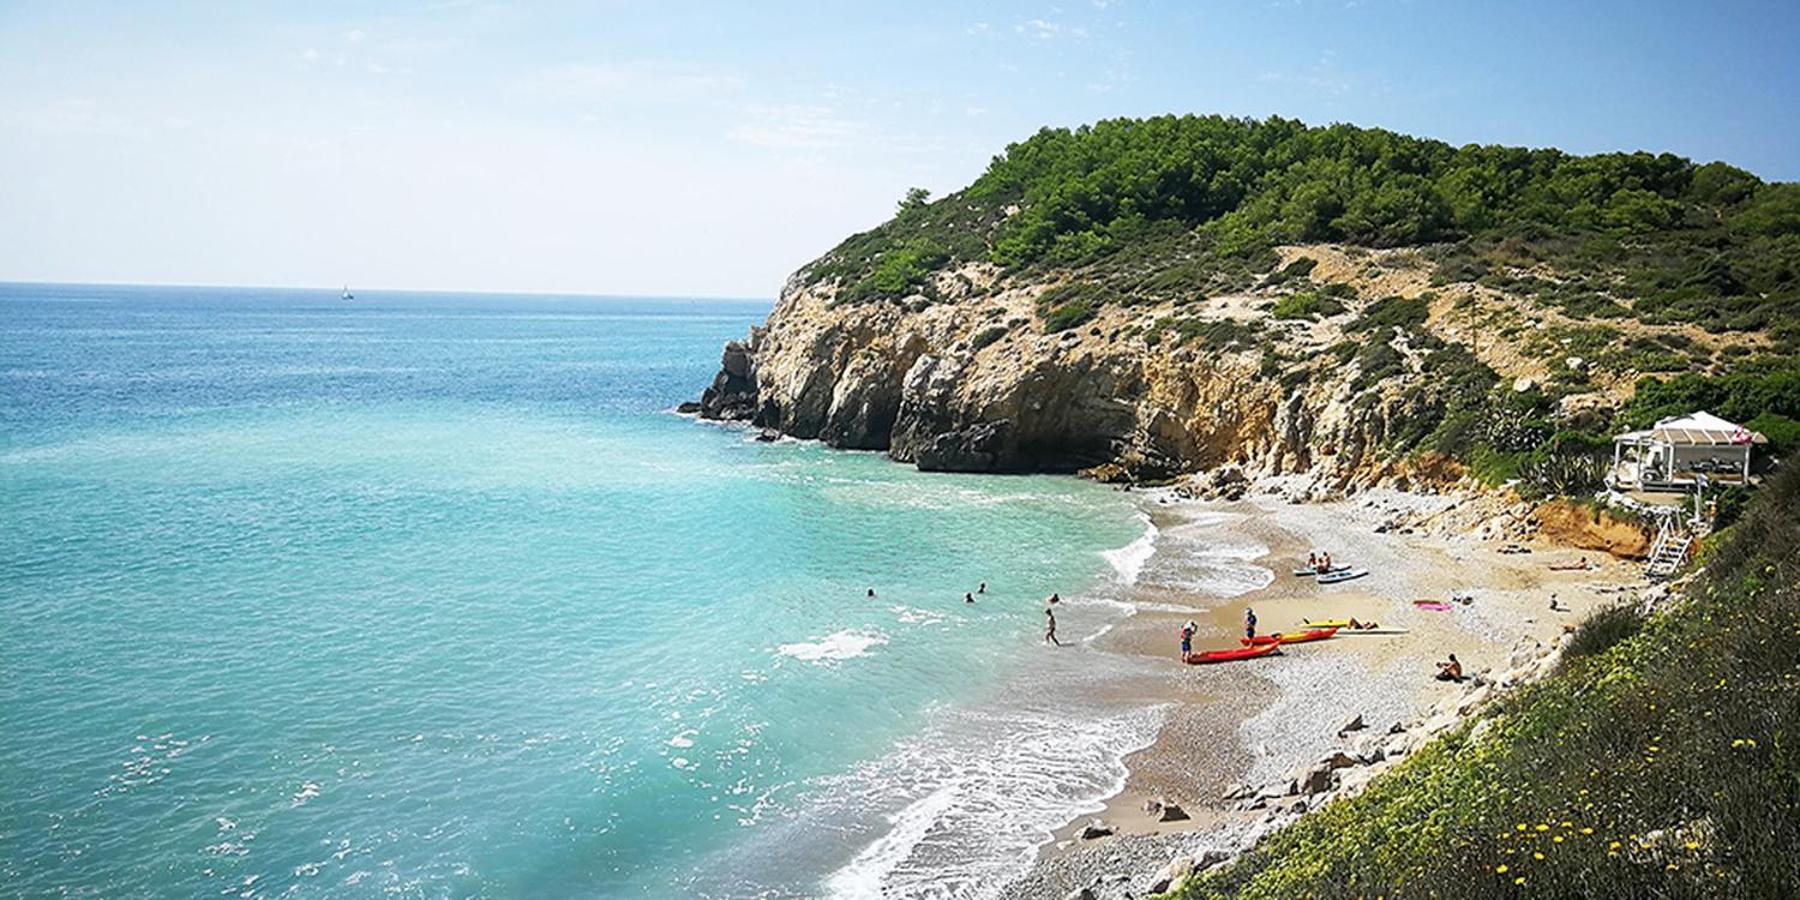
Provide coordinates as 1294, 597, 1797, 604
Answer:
1610, 410, 1764, 490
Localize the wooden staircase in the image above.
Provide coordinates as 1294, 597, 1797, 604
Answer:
1645, 518, 1694, 579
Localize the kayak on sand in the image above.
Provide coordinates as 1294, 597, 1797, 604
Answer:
1185, 643, 1281, 664
1318, 568, 1368, 584
1242, 627, 1339, 646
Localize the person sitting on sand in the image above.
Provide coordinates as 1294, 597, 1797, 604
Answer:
1435, 654, 1464, 682
1179, 621, 1196, 659
965, 592, 975, 604
1044, 607, 1061, 646
1244, 607, 1258, 640
1548, 593, 1567, 612
1347, 618, 1380, 630
1320, 551, 1333, 572
1307, 552, 1318, 569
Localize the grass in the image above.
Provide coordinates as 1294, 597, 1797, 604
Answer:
1167, 465, 1800, 900
1563, 603, 1646, 659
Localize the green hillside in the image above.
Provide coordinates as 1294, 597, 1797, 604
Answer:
810, 115, 1799, 347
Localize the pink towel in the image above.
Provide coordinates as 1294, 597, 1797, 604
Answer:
1413, 600, 1453, 611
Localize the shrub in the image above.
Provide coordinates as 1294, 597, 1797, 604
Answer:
1271, 291, 1347, 320
1042, 300, 1096, 333
1564, 602, 1645, 659
1347, 296, 1430, 333
969, 325, 1009, 350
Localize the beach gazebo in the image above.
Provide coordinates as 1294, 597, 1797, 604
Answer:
1610, 410, 1764, 490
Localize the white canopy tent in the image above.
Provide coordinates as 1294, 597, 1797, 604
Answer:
1611, 411, 1765, 489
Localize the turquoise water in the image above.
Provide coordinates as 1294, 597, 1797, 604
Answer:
0, 284, 1148, 897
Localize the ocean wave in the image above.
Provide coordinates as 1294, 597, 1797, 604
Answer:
817, 696, 1168, 899
775, 629, 888, 664
1138, 529, 1273, 600
1100, 511, 1158, 585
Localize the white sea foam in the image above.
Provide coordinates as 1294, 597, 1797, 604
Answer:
891, 605, 946, 626
667, 730, 697, 749
775, 629, 888, 664
816, 696, 1168, 900
1100, 511, 1158, 585
824, 784, 962, 900
1138, 527, 1274, 599
291, 782, 321, 807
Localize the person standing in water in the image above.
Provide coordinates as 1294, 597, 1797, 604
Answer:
1044, 607, 1061, 646
867, 588, 876, 598
977, 582, 986, 594
965, 592, 975, 604
1244, 607, 1258, 640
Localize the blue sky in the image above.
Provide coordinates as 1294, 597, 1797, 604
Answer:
2, 1, 1796, 297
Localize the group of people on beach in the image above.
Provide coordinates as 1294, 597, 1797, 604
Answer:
866, 583, 1065, 645
1305, 551, 1335, 573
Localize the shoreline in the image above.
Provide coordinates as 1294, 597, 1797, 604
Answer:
997, 483, 1643, 898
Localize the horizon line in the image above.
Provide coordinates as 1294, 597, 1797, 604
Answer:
0, 278, 775, 305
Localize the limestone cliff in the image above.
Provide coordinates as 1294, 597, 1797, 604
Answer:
694, 244, 1752, 496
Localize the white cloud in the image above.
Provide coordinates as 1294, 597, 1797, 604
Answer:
726, 103, 865, 150
301, 48, 320, 62
1017, 18, 1088, 39
345, 28, 367, 43
520, 61, 742, 105
367, 62, 390, 75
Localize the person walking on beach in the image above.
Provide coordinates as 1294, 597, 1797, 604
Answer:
1044, 607, 1061, 646
1244, 607, 1258, 641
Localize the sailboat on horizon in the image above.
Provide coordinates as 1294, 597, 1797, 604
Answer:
342, 284, 354, 301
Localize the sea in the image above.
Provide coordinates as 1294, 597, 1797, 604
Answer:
0, 283, 1187, 898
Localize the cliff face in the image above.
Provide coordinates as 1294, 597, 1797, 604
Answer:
693, 244, 1741, 495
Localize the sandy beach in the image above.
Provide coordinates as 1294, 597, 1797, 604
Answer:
1001, 485, 1643, 898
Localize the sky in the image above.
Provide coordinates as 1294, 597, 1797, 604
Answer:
2, 1, 1797, 298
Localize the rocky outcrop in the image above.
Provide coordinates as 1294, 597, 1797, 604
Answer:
697, 336, 762, 421
692, 248, 1498, 487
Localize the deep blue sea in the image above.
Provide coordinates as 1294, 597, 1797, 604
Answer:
0, 284, 1158, 898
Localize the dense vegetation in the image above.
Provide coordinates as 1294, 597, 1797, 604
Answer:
1168, 465, 1800, 899
807, 115, 1799, 337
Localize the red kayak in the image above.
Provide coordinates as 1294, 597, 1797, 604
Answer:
1186, 643, 1280, 664
1241, 627, 1339, 647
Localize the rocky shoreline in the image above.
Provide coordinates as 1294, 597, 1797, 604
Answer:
687, 246, 1543, 490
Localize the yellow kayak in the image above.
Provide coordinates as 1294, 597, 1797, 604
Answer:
1303, 618, 1353, 628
